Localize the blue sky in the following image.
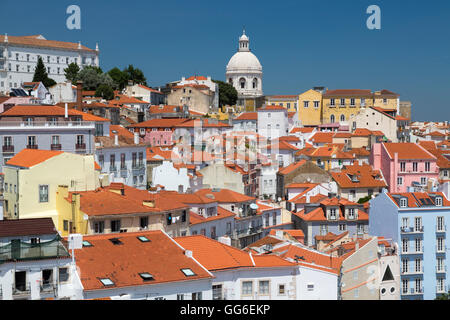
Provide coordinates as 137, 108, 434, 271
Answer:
1, 0, 450, 121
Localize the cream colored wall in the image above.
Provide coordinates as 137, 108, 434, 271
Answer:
373, 94, 398, 110
350, 136, 370, 149
297, 89, 322, 126
351, 108, 397, 142
341, 238, 380, 300
5, 153, 98, 225
167, 87, 212, 114
322, 96, 372, 125
199, 163, 245, 194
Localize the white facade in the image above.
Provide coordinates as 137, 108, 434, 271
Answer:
48, 82, 77, 104
152, 161, 191, 192
260, 164, 278, 199
257, 108, 289, 140
226, 31, 263, 98
0, 34, 99, 95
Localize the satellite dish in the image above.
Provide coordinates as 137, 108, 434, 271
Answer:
278, 197, 281, 202
250, 203, 259, 210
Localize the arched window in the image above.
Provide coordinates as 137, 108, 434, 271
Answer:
330, 114, 335, 123
252, 78, 258, 89
240, 78, 246, 89
340, 114, 345, 122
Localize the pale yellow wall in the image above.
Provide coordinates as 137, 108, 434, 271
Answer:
373, 92, 398, 110
350, 136, 371, 149
297, 89, 322, 126
322, 96, 373, 125
4, 153, 99, 225
199, 163, 245, 194
167, 87, 212, 114
267, 98, 298, 112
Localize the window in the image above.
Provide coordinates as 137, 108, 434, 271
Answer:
314, 101, 319, 108
181, 268, 196, 277
330, 98, 335, 106
348, 208, 355, 219
340, 98, 345, 106
437, 257, 444, 272
320, 224, 327, 235
402, 279, 408, 294
27, 135, 37, 146
138, 152, 143, 166
177, 294, 184, 300
99, 154, 104, 168
329, 208, 337, 220
400, 162, 406, 172
400, 198, 407, 207
39, 185, 49, 202
82, 240, 93, 247
415, 258, 422, 272
339, 223, 347, 231
425, 162, 430, 172
437, 237, 444, 252
437, 216, 444, 231
415, 238, 422, 252
350, 98, 355, 106
307, 283, 315, 291
94, 221, 104, 234
340, 114, 345, 122
95, 123, 104, 136
192, 292, 202, 300
110, 154, 116, 170
63, 220, 68, 231
402, 217, 409, 228
397, 177, 403, 186
111, 220, 121, 232
420, 177, 427, 185
242, 281, 253, 295
59, 268, 69, 282
412, 162, 418, 172
137, 236, 150, 242
212, 284, 223, 300
330, 114, 335, 123
140, 216, 148, 229
414, 217, 422, 232
76, 135, 84, 145
278, 284, 285, 295
259, 280, 269, 295
51, 135, 60, 145
353, 271, 358, 280
402, 259, 408, 273
435, 197, 442, 207
402, 239, 408, 253
132, 152, 137, 168
304, 101, 309, 108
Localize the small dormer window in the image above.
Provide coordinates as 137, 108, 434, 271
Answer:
348, 208, 355, 220
329, 208, 337, 220
435, 197, 442, 207
400, 198, 407, 208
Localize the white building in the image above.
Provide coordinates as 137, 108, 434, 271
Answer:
0, 34, 99, 95
0, 218, 83, 300
226, 30, 263, 106
257, 105, 289, 140
152, 161, 191, 193
48, 82, 77, 104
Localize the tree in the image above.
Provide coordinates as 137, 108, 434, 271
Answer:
32, 56, 56, 88
123, 64, 147, 86
435, 291, 450, 300
96, 84, 114, 100
76, 68, 114, 91
213, 80, 237, 107
107, 67, 128, 90
64, 63, 80, 85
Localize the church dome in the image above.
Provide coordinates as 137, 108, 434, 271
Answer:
226, 51, 262, 73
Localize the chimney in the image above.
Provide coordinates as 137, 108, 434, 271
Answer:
76, 81, 83, 111
65, 103, 68, 118
134, 132, 139, 145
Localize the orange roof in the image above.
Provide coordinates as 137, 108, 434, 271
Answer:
146, 146, 176, 162
175, 235, 255, 271
293, 203, 368, 222
383, 142, 436, 160
73, 231, 212, 291
109, 94, 150, 105
137, 84, 163, 94
278, 160, 307, 175
195, 188, 255, 203
310, 132, 334, 144
330, 163, 387, 189
323, 89, 372, 97
234, 112, 258, 121
290, 127, 315, 134
6, 149, 63, 168
0, 34, 95, 52
189, 207, 236, 225
269, 229, 305, 238
387, 192, 450, 208
174, 119, 231, 128
149, 105, 182, 114
267, 141, 300, 152
186, 75, 208, 80
128, 118, 188, 128
258, 105, 287, 111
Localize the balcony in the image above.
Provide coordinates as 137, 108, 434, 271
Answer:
12, 283, 31, 298
109, 166, 117, 172
40, 282, 57, 295
0, 120, 95, 129
401, 267, 424, 275
2, 145, 14, 153
436, 285, 448, 294
50, 144, 62, 151
26, 144, 38, 149
401, 287, 424, 296
402, 247, 424, 255
132, 164, 145, 175
233, 226, 262, 239
120, 166, 128, 178
75, 143, 86, 151
339, 104, 346, 108
400, 226, 424, 234
436, 226, 446, 234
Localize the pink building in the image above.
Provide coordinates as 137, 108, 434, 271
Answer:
371, 142, 438, 193
128, 118, 188, 146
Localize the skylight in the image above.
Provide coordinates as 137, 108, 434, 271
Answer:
109, 238, 123, 245
139, 273, 154, 281
82, 240, 93, 247
137, 236, 150, 242
99, 278, 114, 286
181, 268, 196, 277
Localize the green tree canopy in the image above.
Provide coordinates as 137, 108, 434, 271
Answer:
64, 63, 80, 85
76, 68, 114, 91
107, 67, 128, 90
32, 56, 56, 88
96, 84, 115, 100
213, 80, 238, 107
123, 64, 147, 86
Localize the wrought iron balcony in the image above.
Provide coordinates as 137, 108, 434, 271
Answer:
75, 143, 86, 150
50, 144, 62, 151
26, 144, 38, 149
12, 283, 31, 297
2, 145, 13, 153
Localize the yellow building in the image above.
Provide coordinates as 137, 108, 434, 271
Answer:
297, 88, 325, 126
373, 90, 400, 110
2, 149, 99, 225
322, 89, 375, 125
266, 95, 298, 112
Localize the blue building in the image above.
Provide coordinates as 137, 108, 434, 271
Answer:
369, 190, 449, 300
292, 197, 369, 247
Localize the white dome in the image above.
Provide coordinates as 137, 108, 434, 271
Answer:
226, 51, 262, 73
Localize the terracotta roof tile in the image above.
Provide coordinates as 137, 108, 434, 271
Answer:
6, 149, 63, 168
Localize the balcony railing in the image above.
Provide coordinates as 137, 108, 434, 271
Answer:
2, 145, 14, 153
436, 226, 447, 233
50, 144, 62, 151
40, 282, 57, 295
402, 246, 424, 255
436, 285, 448, 294
402, 287, 424, 295
436, 245, 446, 253
26, 144, 38, 149
0, 121, 95, 128
401, 267, 424, 275
75, 143, 86, 150
400, 226, 424, 234
12, 283, 31, 297
436, 265, 447, 273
